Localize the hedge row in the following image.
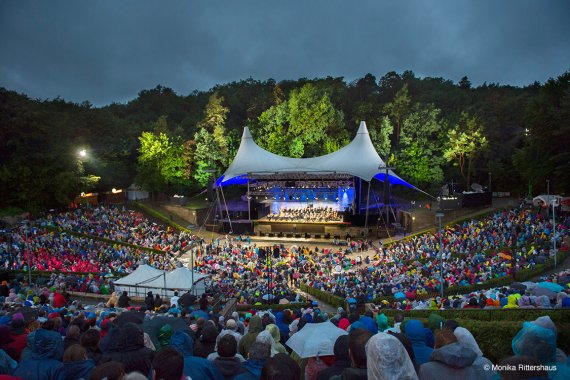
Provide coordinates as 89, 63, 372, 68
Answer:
369, 308, 570, 324
299, 283, 345, 308
236, 302, 311, 312
368, 310, 570, 363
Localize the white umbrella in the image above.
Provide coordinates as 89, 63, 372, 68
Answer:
286, 321, 348, 358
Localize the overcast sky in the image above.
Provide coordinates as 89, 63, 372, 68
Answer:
1, 0, 569, 106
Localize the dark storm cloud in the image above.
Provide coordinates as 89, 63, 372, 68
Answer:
1, 0, 569, 106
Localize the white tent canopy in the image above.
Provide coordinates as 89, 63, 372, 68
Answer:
114, 265, 209, 298
141, 267, 210, 297
533, 194, 562, 207
114, 264, 164, 287
217, 121, 415, 188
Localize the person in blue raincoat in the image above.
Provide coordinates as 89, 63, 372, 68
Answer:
404, 320, 433, 366
169, 330, 223, 380
13, 328, 64, 380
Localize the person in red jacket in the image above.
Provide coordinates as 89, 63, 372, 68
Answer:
53, 290, 67, 308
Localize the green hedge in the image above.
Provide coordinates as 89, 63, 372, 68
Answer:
368, 309, 570, 363
299, 283, 345, 308
236, 302, 311, 312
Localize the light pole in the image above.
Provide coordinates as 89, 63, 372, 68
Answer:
552, 197, 557, 269
20, 221, 34, 286
546, 179, 550, 217
435, 210, 445, 299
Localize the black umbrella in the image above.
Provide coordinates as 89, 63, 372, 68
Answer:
178, 292, 196, 309
9, 306, 38, 323
510, 282, 527, 291
535, 256, 547, 264
142, 316, 191, 348
114, 310, 145, 326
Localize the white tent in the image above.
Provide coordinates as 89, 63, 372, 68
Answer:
216, 121, 415, 188
142, 267, 210, 297
126, 183, 149, 201
533, 194, 562, 208
113, 264, 165, 298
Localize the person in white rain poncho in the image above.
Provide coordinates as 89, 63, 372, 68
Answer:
365, 333, 418, 380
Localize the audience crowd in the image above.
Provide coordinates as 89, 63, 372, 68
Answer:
0, 279, 568, 380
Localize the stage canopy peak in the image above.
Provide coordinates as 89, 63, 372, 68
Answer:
216, 121, 415, 188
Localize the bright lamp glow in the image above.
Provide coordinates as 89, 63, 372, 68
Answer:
79, 149, 87, 158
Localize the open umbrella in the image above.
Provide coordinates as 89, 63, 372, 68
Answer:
394, 292, 406, 300
286, 321, 348, 358
9, 306, 38, 323
529, 287, 557, 300
114, 310, 145, 326
510, 282, 527, 291
190, 310, 209, 320
262, 294, 275, 301
538, 282, 564, 293
142, 316, 191, 348
178, 292, 197, 308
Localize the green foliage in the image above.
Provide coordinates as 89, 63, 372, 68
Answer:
373, 310, 570, 363
2, 70, 569, 212
383, 84, 411, 145
395, 104, 446, 187
299, 282, 346, 308
236, 302, 311, 312
256, 83, 346, 157
444, 112, 488, 189
136, 127, 189, 194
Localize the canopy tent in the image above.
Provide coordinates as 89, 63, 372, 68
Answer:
114, 264, 164, 287
140, 267, 210, 297
113, 264, 165, 298
533, 194, 562, 208
216, 121, 417, 189
114, 265, 209, 298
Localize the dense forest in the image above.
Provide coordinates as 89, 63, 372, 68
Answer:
1, 70, 569, 213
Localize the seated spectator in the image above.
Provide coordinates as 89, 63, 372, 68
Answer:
58, 344, 95, 380
89, 361, 125, 380
151, 347, 184, 380
330, 328, 372, 380
169, 330, 222, 380
8, 314, 28, 361
316, 335, 350, 380
212, 334, 245, 379
13, 328, 64, 380
117, 292, 130, 308
100, 323, 154, 376
261, 353, 301, 380
238, 316, 262, 359
235, 342, 271, 380
366, 332, 418, 380
265, 325, 287, 354
194, 322, 219, 358
80, 329, 103, 366
404, 320, 433, 366
512, 319, 570, 379
63, 325, 81, 352
418, 330, 494, 380
530, 316, 568, 363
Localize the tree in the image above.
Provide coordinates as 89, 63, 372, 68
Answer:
444, 112, 488, 189
395, 104, 446, 186
191, 128, 222, 187
459, 76, 472, 90
256, 83, 346, 157
136, 129, 188, 195
197, 92, 230, 165
383, 84, 411, 146
368, 116, 393, 158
